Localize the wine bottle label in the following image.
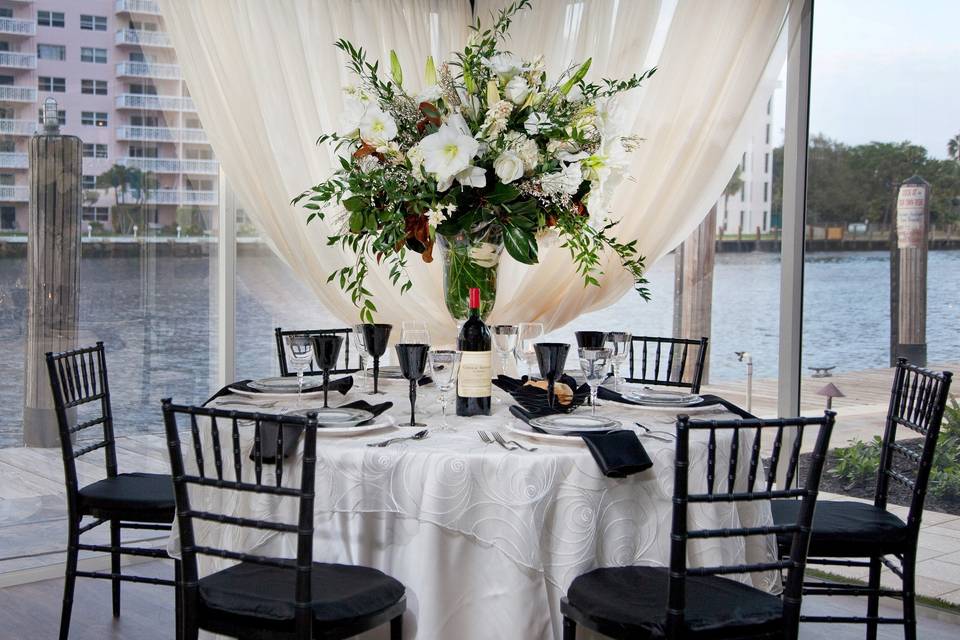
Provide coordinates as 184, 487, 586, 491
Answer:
458, 351, 492, 398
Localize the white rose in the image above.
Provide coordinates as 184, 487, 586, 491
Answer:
415, 84, 443, 105
524, 112, 549, 135
493, 150, 524, 184
407, 144, 426, 181
504, 76, 530, 105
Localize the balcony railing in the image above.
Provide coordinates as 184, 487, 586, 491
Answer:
143, 189, 218, 205
180, 128, 208, 144
116, 29, 172, 48
118, 156, 219, 175
0, 18, 36, 37
0, 152, 29, 169
115, 0, 161, 15
0, 185, 29, 201
116, 61, 181, 80
0, 51, 36, 70
0, 85, 37, 103
0, 119, 36, 136
115, 93, 195, 111
116, 126, 210, 144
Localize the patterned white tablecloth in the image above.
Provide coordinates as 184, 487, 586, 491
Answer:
167, 377, 778, 640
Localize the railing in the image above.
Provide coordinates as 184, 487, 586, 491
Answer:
115, 61, 181, 80
115, 0, 161, 14
0, 185, 29, 201
0, 119, 36, 136
0, 153, 29, 169
115, 29, 172, 48
0, 18, 36, 36
180, 128, 208, 143
142, 189, 218, 205
0, 85, 37, 103
117, 157, 219, 175
0, 51, 36, 70
116, 126, 178, 142
115, 93, 193, 111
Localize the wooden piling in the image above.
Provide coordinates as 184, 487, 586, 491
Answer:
673, 205, 716, 383
893, 176, 929, 366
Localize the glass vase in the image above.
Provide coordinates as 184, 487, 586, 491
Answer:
437, 226, 503, 322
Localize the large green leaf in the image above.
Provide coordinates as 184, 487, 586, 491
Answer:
503, 224, 539, 265
486, 182, 520, 205
343, 195, 365, 212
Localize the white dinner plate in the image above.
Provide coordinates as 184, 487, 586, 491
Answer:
228, 387, 328, 400
275, 408, 394, 437
247, 376, 325, 394
283, 407, 374, 426
528, 413, 621, 435
505, 421, 587, 445
623, 387, 703, 406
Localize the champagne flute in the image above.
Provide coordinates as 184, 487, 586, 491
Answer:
579, 347, 610, 416
395, 343, 429, 426
604, 331, 632, 392
515, 322, 544, 379
352, 324, 367, 392
285, 335, 314, 408
311, 334, 343, 408
428, 350, 461, 429
361, 324, 392, 394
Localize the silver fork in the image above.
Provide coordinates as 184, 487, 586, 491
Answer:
492, 431, 537, 452
478, 430, 513, 450
634, 422, 675, 442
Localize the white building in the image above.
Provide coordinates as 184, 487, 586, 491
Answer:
717, 95, 775, 235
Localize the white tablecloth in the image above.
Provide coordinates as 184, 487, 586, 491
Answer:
167, 378, 778, 640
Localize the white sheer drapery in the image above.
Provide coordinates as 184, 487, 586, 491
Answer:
159, 0, 789, 341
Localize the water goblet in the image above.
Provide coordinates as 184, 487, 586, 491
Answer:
492, 325, 519, 376
311, 334, 343, 408
534, 342, 570, 409
361, 323, 392, 395
401, 321, 430, 344
579, 347, 610, 416
604, 331, 632, 392
428, 350, 461, 429
352, 324, 367, 392
285, 335, 314, 408
395, 343, 429, 426
575, 331, 606, 349
515, 322, 544, 379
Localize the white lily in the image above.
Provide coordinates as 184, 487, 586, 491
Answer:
456, 165, 487, 189
359, 107, 398, 146
338, 94, 369, 137
420, 124, 480, 190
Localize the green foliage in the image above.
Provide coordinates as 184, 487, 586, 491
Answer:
930, 398, 960, 499
831, 436, 882, 487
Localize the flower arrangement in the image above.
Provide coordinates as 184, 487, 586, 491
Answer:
294, 0, 654, 322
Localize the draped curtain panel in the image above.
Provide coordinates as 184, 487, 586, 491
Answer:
159, 0, 789, 342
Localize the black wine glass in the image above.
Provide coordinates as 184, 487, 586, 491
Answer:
395, 343, 429, 426
534, 342, 570, 409
575, 331, 605, 349
311, 334, 343, 408
361, 323, 392, 394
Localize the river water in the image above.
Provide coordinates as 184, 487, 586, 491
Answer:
0, 249, 957, 447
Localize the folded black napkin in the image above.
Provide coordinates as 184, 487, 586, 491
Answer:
493, 374, 589, 415
250, 400, 393, 464
596, 387, 756, 419
204, 377, 354, 406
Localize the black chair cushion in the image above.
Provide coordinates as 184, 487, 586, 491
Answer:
566, 566, 783, 638
771, 500, 909, 557
78, 472, 175, 522
199, 561, 405, 624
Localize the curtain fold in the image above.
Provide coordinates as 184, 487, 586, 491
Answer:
159, 0, 789, 341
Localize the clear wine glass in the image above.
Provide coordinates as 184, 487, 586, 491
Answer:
285, 335, 314, 408
579, 347, 611, 416
401, 321, 430, 344
492, 325, 518, 376
604, 331, 632, 392
515, 322, 544, 379
429, 350, 461, 430
352, 324, 367, 392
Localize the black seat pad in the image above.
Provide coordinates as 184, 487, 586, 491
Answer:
78, 472, 175, 522
567, 566, 783, 638
771, 500, 908, 557
199, 562, 405, 624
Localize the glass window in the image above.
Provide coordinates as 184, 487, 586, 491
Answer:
81, 111, 108, 127
80, 15, 107, 31
80, 47, 108, 64
37, 11, 65, 28
82, 174, 96, 189
81, 79, 108, 95
82, 143, 108, 159
37, 44, 66, 61
38, 76, 66, 93
81, 206, 110, 223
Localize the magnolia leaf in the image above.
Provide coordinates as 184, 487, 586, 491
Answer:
390, 50, 403, 86
424, 55, 437, 85
503, 224, 538, 265
486, 182, 520, 204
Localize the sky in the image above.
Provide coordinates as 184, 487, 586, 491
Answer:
771, 0, 960, 158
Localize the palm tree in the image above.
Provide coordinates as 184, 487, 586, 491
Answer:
722, 166, 745, 230
95, 164, 131, 205
948, 133, 960, 163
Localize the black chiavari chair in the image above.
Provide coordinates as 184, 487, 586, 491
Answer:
771, 359, 953, 639
162, 400, 406, 639
562, 411, 836, 639
275, 327, 357, 376
626, 336, 709, 393
46, 342, 180, 640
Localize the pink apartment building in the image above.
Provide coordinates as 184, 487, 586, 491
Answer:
0, 0, 218, 233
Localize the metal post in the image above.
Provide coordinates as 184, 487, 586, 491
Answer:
22, 99, 82, 447
894, 176, 929, 365
216, 169, 235, 386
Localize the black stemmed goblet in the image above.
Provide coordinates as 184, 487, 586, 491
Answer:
361, 323, 392, 395
311, 334, 343, 408
575, 331, 605, 349
534, 342, 570, 409
395, 343, 429, 426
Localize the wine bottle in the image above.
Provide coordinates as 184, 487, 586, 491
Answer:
456, 287, 492, 416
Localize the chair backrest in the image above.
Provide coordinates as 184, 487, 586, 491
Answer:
626, 336, 709, 393
875, 359, 953, 534
667, 412, 836, 639
274, 327, 355, 376
45, 342, 118, 504
162, 400, 319, 638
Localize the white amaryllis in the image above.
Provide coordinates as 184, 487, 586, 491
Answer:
420, 124, 480, 190
504, 76, 530, 105
482, 53, 523, 80
339, 94, 370, 137
524, 112, 550, 135
493, 150, 524, 184
539, 161, 583, 195
359, 107, 398, 146
456, 165, 487, 189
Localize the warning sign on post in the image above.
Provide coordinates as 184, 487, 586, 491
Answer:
896, 184, 927, 249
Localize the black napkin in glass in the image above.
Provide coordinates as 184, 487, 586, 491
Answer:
249, 400, 393, 464
204, 376, 354, 406
493, 375, 589, 415
595, 387, 756, 419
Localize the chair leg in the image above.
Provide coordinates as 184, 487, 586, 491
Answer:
174, 560, 183, 640
110, 519, 121, 617
563, 616, 576, 640
59, 520, 80, 640
866, 556, 881, 640
902, 550, 917, 640
390, 613, 403, 640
